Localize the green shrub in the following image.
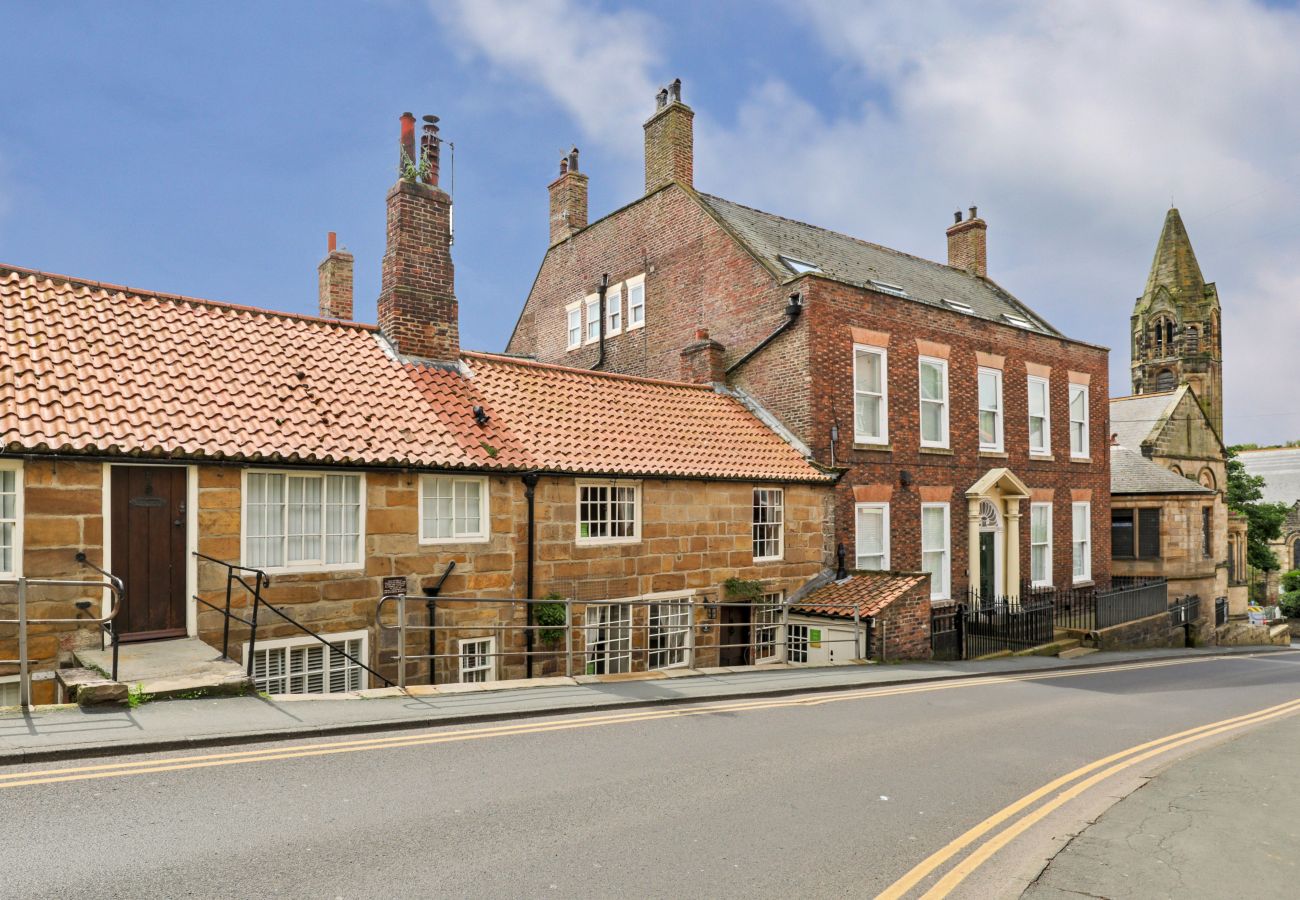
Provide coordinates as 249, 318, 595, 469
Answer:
535, 594, 567, 644
1280, 590, 1300, 619
1280, 570, 1300, 594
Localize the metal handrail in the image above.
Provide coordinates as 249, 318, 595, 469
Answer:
376, 593, 871, 689
1, 569, 124, 708
191, 552, 393, 690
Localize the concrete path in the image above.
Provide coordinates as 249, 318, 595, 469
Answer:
1023, 704, 1300, 899
0, 644, 1291, 763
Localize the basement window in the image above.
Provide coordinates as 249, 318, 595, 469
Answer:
248, 631, 367, 695
942, 298, 974, 314
1002, 313, 1036, 330
868, 279, 908, 298
458, 637, 496, 683
779, 255, 821, 275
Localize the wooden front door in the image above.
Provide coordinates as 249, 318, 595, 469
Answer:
111, 466, 188, 641
978, 531, 997, 599
719, 604, 750, 666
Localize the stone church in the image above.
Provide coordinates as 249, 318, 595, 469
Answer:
1111, 209, 1248, 617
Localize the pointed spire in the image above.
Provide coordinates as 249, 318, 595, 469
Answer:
1141, 207, 1205, 304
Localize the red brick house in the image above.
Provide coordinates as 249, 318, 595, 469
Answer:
507, 81, 1112, 606
1, 112, 846, 704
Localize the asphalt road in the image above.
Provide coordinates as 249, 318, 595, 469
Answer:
2, 651, 1299, 899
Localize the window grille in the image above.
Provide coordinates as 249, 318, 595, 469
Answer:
251, 635, 365, 695
787, 624, 809, 663
585, 604, 632, 674
458, 637, 495, 683
578, 483, 638, 541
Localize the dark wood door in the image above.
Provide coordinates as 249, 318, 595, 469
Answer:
111, 466, 188, 641
979, 532, 997, 598
719, 604, 750, 666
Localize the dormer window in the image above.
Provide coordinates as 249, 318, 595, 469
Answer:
1002, 313, 1035, 330
779, 255, 821, 275
942, 298, 973, 314
868, 279, 908, 298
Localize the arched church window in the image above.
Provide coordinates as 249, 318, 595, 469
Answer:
1199, 468, 1215, 490
1165, 319, 1175, 348
1152, 320, 1165, 355
1293, 538, 1300, 570
1169, 464, 1183, 477
1155, 369, 1176, 391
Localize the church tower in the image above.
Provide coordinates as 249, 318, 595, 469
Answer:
1130, 208, 1223, 437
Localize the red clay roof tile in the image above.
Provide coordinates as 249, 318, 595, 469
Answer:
791, 572, 928, 619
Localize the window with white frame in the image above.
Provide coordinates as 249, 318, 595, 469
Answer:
626, 275, 645, 329
1031, 502, 1052, 587
585, 603, 632, 674
1069, 384, 1089, 458
0, 676, 19, 707
420, 475, 489, 543
584, 295, 600, 344
920, 503, 950, 600
752, 488, 784, 561
249, 631, 366, 695
853, 344, 888, 444
605, 282, 622, 335
855, 502, 889, 570
577, 481, 639, 543
1028, 375, 1051, 455
245, 472, 362, 571
978, 368, 1003, 452
0, 462, 21, 576
566, 302, 582, 350
752, 592, 783, 663
648, 600, 691, 670
1072, 501, 1092, 583
918, 357, 949, 448
787, 624, 809, 663
458, 637, 496, 683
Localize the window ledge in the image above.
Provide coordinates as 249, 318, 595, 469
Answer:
978, 450, 1008, 459
420, 536, 492, 546
919, 446, 954, 455
853, 442, 893, 453
752, 556, 784, 565
1072, 579, 1095, 587
1029, 453, 1055, 462
576, 537, 642, 547
1069, 456, 1092, 464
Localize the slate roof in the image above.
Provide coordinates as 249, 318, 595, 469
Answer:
1110, 444, 1213, 495
790, 571, 928, 619
1109, 390, 1182, 452
1236, 448, 1300, 506
696, 193, 1063, 337
0, 266, 829, 482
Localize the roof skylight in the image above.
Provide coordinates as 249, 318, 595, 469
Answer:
867, 279, 908, 298
1002, 313, 1036, 330
778, 254, 821, 275
942, 298, 974, 314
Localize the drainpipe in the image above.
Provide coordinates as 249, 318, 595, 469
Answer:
593, 273, 610, 370
422, 560, 456, 686
522, 471, 540, 677
725, 293, 802, 375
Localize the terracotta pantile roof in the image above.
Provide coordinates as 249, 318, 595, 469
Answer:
0, 266, 827, 482
791, 571, 928, 619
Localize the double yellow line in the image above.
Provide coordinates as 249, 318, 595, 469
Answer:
0, 655, 1246, 790
876, 694, 1300, 899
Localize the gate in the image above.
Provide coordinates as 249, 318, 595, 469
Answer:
930, 605, 963, 661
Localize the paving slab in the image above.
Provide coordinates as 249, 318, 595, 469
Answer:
1, 644, 1293, 764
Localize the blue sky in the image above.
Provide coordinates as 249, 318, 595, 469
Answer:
3, 0, 1299, 444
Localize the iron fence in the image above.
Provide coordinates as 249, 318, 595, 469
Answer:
1169, 595, 1201, 628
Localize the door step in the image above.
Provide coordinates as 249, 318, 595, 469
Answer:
74, 638, 252, 703
1057, 646, 1100, 660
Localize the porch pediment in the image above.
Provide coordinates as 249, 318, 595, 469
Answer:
965, 467, 1030, 500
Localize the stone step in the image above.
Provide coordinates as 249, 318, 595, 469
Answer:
1058, 646, 1100, 660
56, 667, 128, 706
75, 638, 252, 703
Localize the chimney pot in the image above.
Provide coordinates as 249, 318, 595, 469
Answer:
399, 112, 416, 169
420, 115, 441, 186
327, 231, 337, 253
695, 327, 709, 340
559, 157, 568, 176
568, 146, 579, 172
669, 78, 682, 102
953, 210, 962, 224
656, 87, 668, 109
969, 205, 978, 220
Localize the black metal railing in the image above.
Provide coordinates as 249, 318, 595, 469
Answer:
1169, 595, 1201, 628
962, 593, 1055, 658
192, 552, 392, 690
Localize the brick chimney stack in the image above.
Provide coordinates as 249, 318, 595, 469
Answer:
378, 112, 459, 362
946, 206, 988, 277
679, 328, 726, 384
644, 77, 694, 194
548, 147, 589, 245
318, 231, 354, 320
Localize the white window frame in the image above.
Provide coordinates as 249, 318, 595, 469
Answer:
918, 356, 949, 448
585, 603, 633, 674
626, 274, 646, 330
1028, 375, 1051, 456
575, 480, 641, 545
1030, 501, 1053, 588
752, 592, 784, 663
565, 301, 582, 351
853, 343, 889, 445
245, 629, 368, 695
419, 474, 490, 544
920, 502, 950, 600
584, 294, 600, 344
458, 636, 497, 683
1072, 501, 1092, 583
0, 459, 23, 578
752, 487, 784, 562
241, 470, 365, 574
1069, 383, 1090, 458
605, 282, 622, 336
786, 623, 810, 663
855, 502, 890, 571
648, 597, 692, 670
978, 367, 1004, 452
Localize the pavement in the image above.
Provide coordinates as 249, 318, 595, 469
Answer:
0, 644, 1292, 764
2, 648, 1298, 899
1023, 706, 1300, 899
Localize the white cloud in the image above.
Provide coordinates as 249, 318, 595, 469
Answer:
437, 0, 1300, 443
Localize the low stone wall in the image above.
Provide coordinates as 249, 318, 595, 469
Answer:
1216, 619, 1293, 648
1090, 611, 1185, 651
